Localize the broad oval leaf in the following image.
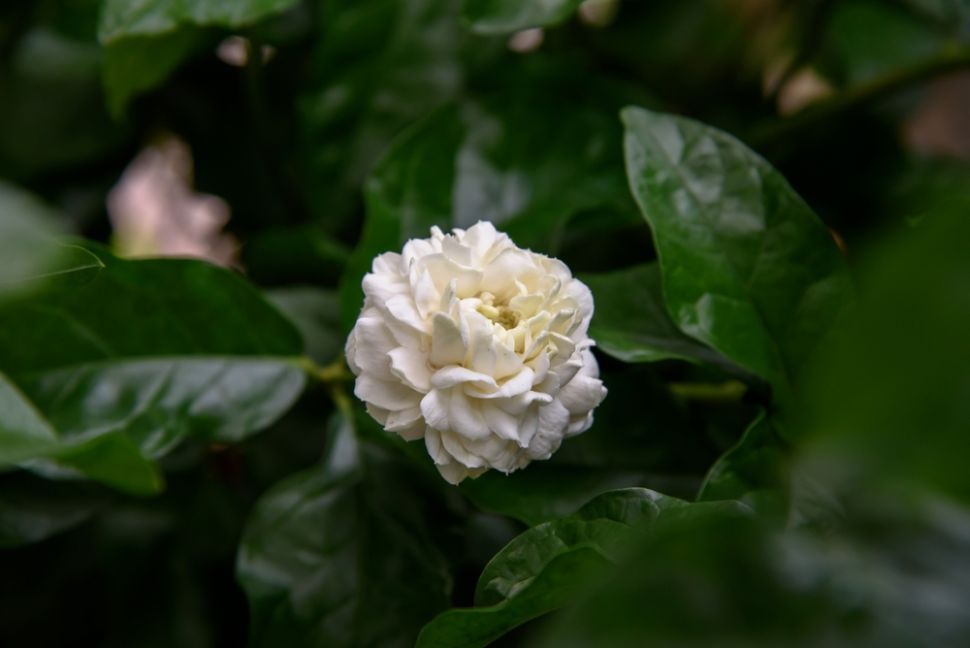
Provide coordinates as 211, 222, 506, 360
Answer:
237, 412, 453, 648
0, 248, 306, 484
622, 107, 851, 404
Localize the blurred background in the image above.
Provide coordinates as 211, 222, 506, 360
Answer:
1, 0, 969, 646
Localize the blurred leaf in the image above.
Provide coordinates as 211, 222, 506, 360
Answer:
804, 208, 970, 503
0, 247, 306, 478
299, 0, 468, 223
622, 107, 851, 406
0, 29, 124, 179
98, 0, 301, 114
815, 1, 953, 87
538, 493, 970, 647
582, 263, 731, 366
0, 474, 109, 548
237, 411, 453, 648
0, 371, 59, 463
0, 182, 105, 297
342, 92, 634, 329
266, 287, 342, 364
418, 489, 747, 647
460, 0, 583, 35
698, 410, 789, 518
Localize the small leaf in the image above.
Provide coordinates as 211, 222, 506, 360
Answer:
698, 410, 789, 518
418, 489, 745, 647
622, 107, 851, 405
461, 0, 584, 35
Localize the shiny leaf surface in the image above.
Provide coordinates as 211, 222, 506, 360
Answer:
461, 0, 584, 35
622, 107, 851, 402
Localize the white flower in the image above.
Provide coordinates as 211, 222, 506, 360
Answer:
345, 221, 607, 484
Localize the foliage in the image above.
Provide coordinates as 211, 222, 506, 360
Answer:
2, 0, 969, 646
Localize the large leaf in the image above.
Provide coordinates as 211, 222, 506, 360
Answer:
0, 248, 306, 476
237, 411, 454, 648
418, 489, 747, 648
582, 263, 731, 366
0, 473, 110, 548
98, 0, 301, 114
621, 107, 851, 403
342, 91, 635, 328
460, 0, 584, 35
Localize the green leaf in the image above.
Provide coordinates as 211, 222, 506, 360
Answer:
418, 489, 745, 648
0, 249, 306, 473
460, 465, 652, 527
621, 107, 851, 404
0, 183, 104, 300
237, 411, 453, 648
698, 410, 789, 518
342, 93, 634, 329
98, 0, 301, 114
460, 0, 584, 35
0, 370, 162, 494
582, 263, 731, 366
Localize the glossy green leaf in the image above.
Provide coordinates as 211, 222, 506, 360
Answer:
419, 489, 746, 648
237, 412, 453, 648
0, 249, 306, 476
582, 263, 730, 366
622, 107, 851, 403
342, 93, 635, 329
461, 0, 583, 35
98, 0, 301, 114
698, 410, 789, 518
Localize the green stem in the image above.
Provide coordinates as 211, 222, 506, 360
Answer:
750, 45, 970, 147
668, 380, 748, 404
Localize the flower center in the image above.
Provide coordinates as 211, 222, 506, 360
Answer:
476, 292, 522, 329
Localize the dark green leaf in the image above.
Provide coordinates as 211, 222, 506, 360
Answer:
582, 263, 730, 366
698, 410, 789, 518
622, 107, 851, 403
460, 0, 583, 35
418, 489, 745, 648
237, 411, 453, 648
